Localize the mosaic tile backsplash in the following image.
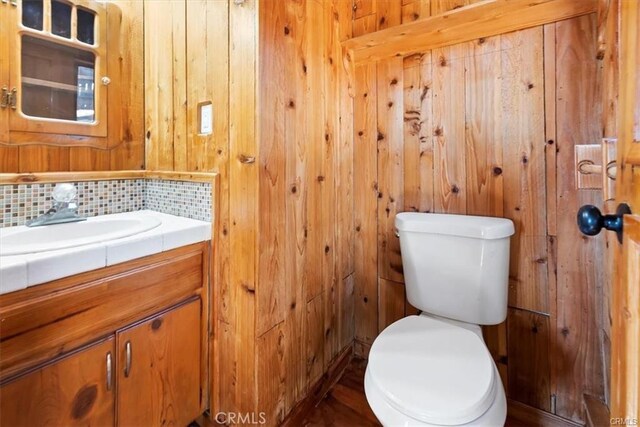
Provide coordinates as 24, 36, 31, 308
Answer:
0, 179, 212, 227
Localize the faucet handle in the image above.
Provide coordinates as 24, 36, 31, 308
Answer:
52, 183, 77, 203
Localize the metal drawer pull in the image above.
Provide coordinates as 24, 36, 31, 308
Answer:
124, 341, 132, 378
106, 352, 113, 391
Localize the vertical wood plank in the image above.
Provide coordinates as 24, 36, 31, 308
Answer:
227, 0, 259, 414
378, 278, 405, 332
257, 0, 287, 338
501, 27, 549, 314
257, 323, 286, 425
108, 0, 145, 171
432, 44, 467, 214
18, 146, 70, 172
353, 13, 379, 354
376, 57, 405, 284
283, 0, 309, 413
507, 308, 551, 412
555, 15, 605, 422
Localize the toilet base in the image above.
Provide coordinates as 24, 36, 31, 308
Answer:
364, 366, 507, 427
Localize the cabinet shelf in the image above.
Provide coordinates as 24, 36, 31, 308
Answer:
22, 77, 78, 92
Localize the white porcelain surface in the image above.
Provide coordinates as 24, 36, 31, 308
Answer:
365, 362, 507, 427
0, 211, 211, 295
396, 212, 514, 325
395, 212, 514, 240
0, 257, 28, 294
367, 315, 496, 425
0, 215, 162, 256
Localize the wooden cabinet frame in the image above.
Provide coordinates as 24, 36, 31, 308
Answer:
5, 0, 108, 140
0, 242, 211, 425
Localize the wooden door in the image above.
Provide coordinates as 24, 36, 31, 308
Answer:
610, 0, 640, 421
0, 337, 116, 427
116, 299, 202, 426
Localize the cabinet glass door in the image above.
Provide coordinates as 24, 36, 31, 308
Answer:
8, 0, 107, 138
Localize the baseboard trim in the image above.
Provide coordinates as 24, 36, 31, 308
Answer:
507, 399, 583, 427
281, 345, 353, 427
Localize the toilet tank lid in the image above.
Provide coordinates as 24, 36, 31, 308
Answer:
395, 212, 515, 239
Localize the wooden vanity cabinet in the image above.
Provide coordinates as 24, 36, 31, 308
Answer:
116, 299, 202, 427
0, 242, 209, 427
0, 337, 116, 427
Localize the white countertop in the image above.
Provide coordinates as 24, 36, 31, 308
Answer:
0, 210, 211, 295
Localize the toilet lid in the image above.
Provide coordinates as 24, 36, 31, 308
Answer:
368, 315, 497, 425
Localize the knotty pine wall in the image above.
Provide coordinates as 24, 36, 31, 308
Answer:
144, 0, 354, 424
352, 0, 607, 424
0, 0, 144, 173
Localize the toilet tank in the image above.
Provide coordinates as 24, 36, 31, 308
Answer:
396, 213, 515, 325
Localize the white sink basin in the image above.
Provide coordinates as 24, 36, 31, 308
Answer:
0, 215, 162, 256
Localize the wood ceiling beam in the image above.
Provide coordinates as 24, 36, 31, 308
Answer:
342, 0, 598, 65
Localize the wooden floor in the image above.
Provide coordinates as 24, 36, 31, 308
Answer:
298, 357, 526, 427
298, 357, 380, 427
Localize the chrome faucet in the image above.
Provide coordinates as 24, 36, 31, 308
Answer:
26, 183, 86, 227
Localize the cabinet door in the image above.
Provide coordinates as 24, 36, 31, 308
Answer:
116, 299, 202, 426
8, 0, 108, 138
0, 337, 116, 427
0, 0, 12, 144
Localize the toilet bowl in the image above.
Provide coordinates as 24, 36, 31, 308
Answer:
364, 314, 506, 426
364, 213, 514, 426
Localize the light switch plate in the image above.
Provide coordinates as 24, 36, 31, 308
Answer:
199, 102, 213, 135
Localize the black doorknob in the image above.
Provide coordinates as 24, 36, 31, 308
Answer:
577, 203, 632, 243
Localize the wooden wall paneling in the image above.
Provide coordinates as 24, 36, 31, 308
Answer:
354, 0, 376, 20
432, 44, 467, 214
257, 322, 286, 426
464, 34, 509, 388
306, 294, 324, 386
322, 0, 339, 367
543, 21, 561, 414
207, 1, 231, 418
186, 0, 228, 173
378, 278, 405, 332
507, 308, 552, 412
69, 147, 111, 171
18, 146, 70, 172
226, 0, 259, 415
401, 0, 431, 24
107, 0, 144, 171
464, 35, 503, 219
402, 52, 433, 215
353, 13, 379, 355
335, 0, 355, 290
144, 0, 184, 171
501, 27, 549, 314
304, 0, 326, 304
554, 15, 605, 423
0, 146, 19, 173
257, 0, 286, 339
334, 0, 356, 358
283, 0, 309, 413
376, 56, 405, 284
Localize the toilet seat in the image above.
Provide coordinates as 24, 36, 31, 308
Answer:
367, 315, 498, 426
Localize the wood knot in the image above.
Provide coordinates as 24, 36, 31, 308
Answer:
390, 78, 398, 85
478, 37, 485, 44
451, 184, 460, 194
290, 185, 297, 194
325, 245, 330, 254
151, 318, 163, 331
317, 175, 325, 182
284, 26, 290, 35
288, 100, 295, 108
439, 56, 447, 67
379, 16, 386, 26
377, 131, 385, 141
388, 101, 393, 108
358, 130, 364, 136
238, 154, 256, 164
72, 385, 98, 420
527, 82, 534, 90
493, 166, 503, 176
434, 127, 443, 137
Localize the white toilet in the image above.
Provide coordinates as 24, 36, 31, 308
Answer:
364, 212, 515, 427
